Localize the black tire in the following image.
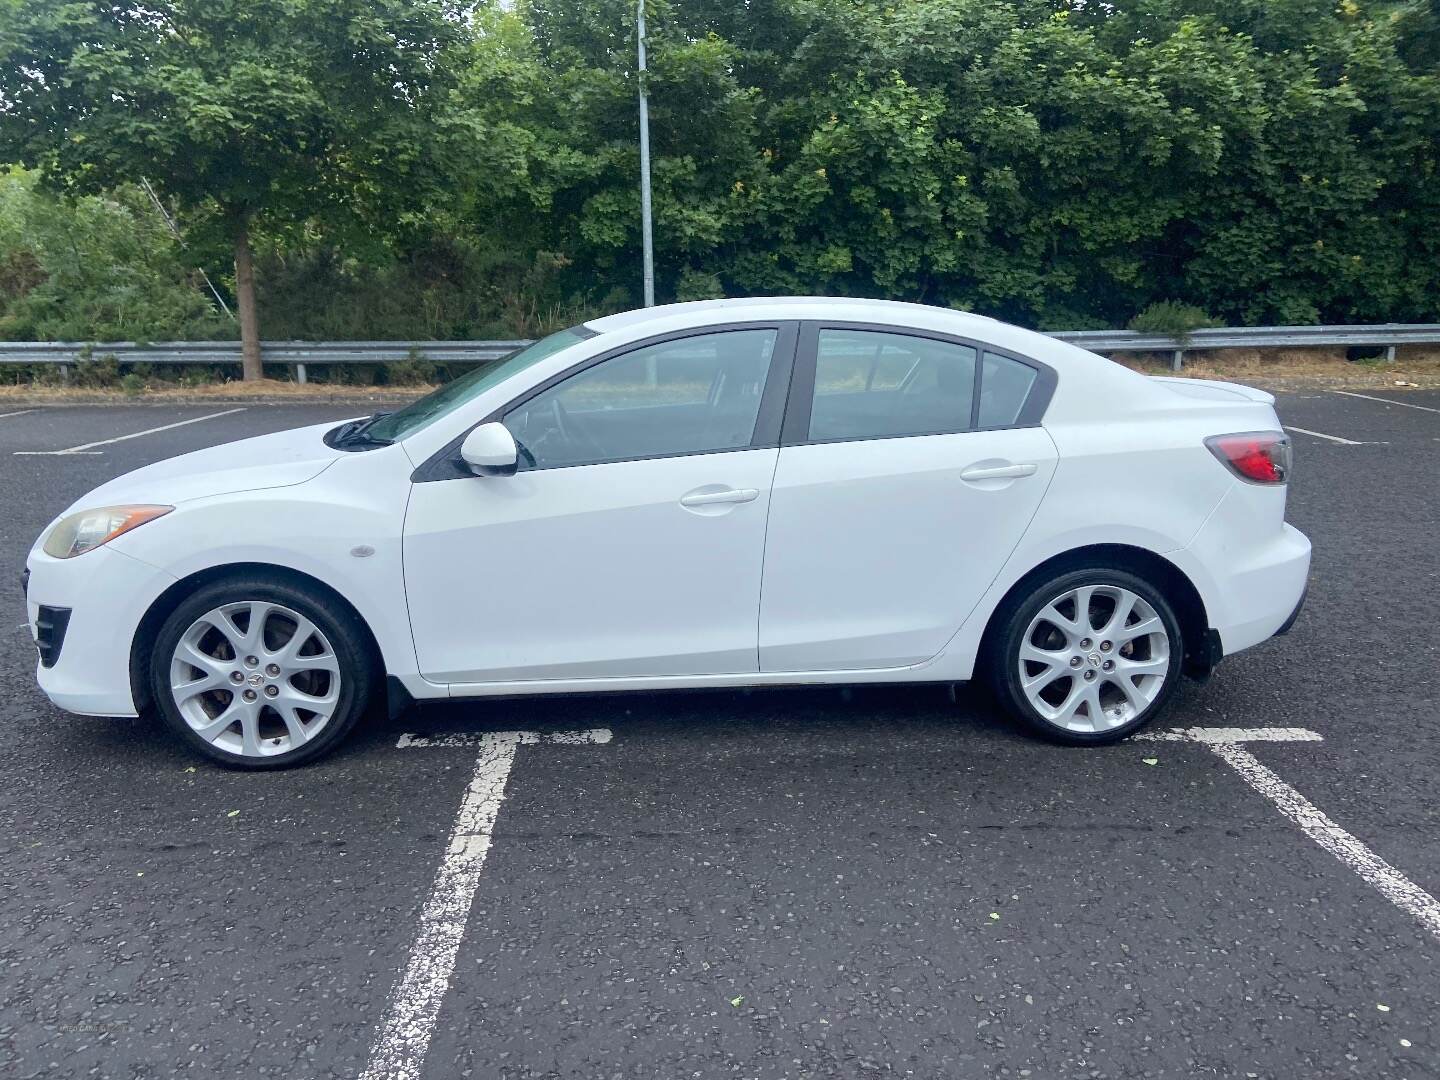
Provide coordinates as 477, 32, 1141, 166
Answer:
986, 565, 1184, 745
148, 574, 376, 769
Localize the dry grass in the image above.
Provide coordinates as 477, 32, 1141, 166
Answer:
1113, 345, 1440, 389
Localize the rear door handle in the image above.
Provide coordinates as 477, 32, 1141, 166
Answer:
960, 463, 1038, 482
680, 487, 759, 507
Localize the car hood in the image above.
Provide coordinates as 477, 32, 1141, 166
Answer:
67, 420, 349, 511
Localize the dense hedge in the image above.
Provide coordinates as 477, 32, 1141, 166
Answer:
2, 0, 1437, 344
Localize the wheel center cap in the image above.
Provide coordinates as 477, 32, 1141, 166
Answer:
248, 672, 265, 687
1086, 653, 1102, 668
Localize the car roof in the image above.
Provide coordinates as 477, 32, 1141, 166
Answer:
582, 295, 1163, 424
585, 296, 1003, 336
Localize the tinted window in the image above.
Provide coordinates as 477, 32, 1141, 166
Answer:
978, 352, 1039, 427
367, 327, 590, 442
809, 329, 977, 441
504, 329, 777, 470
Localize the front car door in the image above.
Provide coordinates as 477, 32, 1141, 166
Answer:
759, 323, 1059, 672
404, 323, 797, 685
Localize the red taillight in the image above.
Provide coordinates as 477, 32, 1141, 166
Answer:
1205, 432, 1291, 484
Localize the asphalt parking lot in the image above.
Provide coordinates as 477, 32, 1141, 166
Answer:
1, 389, 1437, 1079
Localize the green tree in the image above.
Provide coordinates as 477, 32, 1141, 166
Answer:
491, 0, 1440, 327
0, 0, 472, 377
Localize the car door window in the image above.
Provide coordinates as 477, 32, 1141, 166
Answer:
504, 328, 778, 470
978, 351, 1039, 428
808, 329, 978, 441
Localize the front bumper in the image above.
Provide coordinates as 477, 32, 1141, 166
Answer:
24, 546, 176, 716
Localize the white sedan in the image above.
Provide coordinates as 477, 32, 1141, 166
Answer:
25, 298, 1310, 767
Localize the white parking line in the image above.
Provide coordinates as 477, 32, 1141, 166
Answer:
1328, 390, 1440, 414
1137, 726, 1323, 743
360, 729, 612, 1080
0, 409, 33, 420
1284, 425, 1368, 446
1141, 727, 1440, 941
367, 723, 1438, 1077
12, 408, 246, 455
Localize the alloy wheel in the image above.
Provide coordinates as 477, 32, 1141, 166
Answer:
1017, 584, 1170, 733
168, 601, 342, 758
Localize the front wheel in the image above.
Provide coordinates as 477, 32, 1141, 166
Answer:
148, 575, 376, 768
988, 567, 1184, 744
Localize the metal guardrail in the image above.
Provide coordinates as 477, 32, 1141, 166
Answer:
1051, 323, 1439, 370
1, 323, 1436, 377
0, 340, 524, 382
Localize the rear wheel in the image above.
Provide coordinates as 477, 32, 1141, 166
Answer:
148, 575, 375, 768
988, 566, 1183, 744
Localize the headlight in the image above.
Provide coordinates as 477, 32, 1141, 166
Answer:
42, 505, 173, 559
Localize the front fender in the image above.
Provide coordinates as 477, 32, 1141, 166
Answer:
108, 451, 420, 682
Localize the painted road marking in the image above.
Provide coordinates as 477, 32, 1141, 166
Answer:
1328, 390, 1440, 415
1140, 726, 1440, 942
1209, 742, 1440, 941
1137, 726, 1323, 743
0, 410, 33, 420
12, 408, 246, 455
1284, 425, 1369, 446
360, 729, 612, 1080
397, 729, 614, 748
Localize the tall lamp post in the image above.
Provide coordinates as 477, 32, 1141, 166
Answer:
636, 0, 655, 307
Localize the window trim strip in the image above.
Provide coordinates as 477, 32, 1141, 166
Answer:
780, 320, 1058, 448
413, 321, 801, 482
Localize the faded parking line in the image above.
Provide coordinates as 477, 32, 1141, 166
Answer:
0, 409, 33, 420
1284, 425, 1370, 446
1328, 390, 1440, 414
13, 408, 246, 455
1140, 726, 1440, 941
361, 729, 613, 1080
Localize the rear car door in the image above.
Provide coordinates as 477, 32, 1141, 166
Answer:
758, 323, 1059, 672
404, 323, 797, 684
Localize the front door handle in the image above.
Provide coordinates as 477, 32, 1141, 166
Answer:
960, 462, 1038, 482
680, 487, 759, 508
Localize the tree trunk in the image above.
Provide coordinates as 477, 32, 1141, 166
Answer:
233, 219, 263, 382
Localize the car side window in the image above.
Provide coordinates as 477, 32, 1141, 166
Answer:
503, 328, 778, 470
808, 329, 977, 441
978, 351, 1039, 428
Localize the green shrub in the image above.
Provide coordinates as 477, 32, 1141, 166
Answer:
675, 268, 725, 303
73, 354, 121, 388
385, 348, 438, 386
0, 168, 231, 342
1127, 302, 1221, 344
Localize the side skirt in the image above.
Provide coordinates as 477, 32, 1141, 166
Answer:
437, 657, 953, 701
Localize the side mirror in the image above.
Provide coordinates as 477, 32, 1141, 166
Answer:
459, 422, 518, 477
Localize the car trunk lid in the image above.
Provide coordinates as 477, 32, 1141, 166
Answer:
1147, 375, 1275, 406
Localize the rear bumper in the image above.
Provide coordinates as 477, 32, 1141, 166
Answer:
1212, 522, 1311, 655
1168, 504, 1312, 659
1273, 579, 1308, 637
24, 546, 175, 716
1186, 577, 1303, 679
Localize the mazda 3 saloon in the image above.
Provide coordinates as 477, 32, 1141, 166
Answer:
25, 298, 1310, 767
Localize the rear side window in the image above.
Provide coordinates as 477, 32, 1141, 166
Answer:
809, 329, 977, 441
978, 352, 1039, 428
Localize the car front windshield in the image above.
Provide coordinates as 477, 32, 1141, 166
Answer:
365, 327, 594, 443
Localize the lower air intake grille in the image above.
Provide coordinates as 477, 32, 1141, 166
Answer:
35, 605, 71, 668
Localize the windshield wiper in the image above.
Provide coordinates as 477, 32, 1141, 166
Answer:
326, 412, 394, 449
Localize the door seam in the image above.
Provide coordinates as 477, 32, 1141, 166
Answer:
753, 447, 785, 671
